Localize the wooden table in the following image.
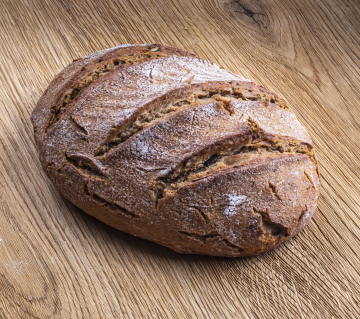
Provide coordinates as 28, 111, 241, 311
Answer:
1, 1, 359, 318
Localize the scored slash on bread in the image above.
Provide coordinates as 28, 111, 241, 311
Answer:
32, 44, 320, 257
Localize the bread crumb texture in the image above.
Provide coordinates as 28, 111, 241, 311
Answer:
32, 44, 320, 257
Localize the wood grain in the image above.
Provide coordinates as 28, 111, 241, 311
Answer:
0, 0, 359, 318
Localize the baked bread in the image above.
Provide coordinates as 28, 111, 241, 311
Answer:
32, 44, 320, 257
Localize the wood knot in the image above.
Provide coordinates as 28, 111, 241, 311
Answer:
222, 0, 270, 31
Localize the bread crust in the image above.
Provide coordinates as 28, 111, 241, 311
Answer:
32, 44, 320, 257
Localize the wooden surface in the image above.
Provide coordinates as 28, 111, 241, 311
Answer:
0, 0, 359, 318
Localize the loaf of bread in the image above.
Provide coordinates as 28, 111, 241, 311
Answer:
32, 44, 320, 257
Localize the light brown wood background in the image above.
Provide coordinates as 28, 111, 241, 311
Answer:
0, 0, 359, 318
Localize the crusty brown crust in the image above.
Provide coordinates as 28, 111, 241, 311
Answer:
32, 44, 320, 257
